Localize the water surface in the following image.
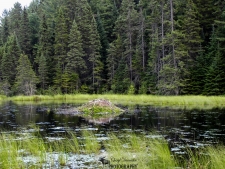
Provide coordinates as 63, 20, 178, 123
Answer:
0, 101, 225, 166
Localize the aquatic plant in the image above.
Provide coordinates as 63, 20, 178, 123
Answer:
104, 133, 177, 169
207, 145, 225, 169
0, 128, 225, 168
82, 130, 101, 153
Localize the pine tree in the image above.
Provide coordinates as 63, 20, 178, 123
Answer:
2, 16, 9, 43
54, 7, 70, 90
112, 59, 130, 93
38, 54, 47, 91
114, 0, 138, 82
9, 2, 22, 36
66, 20, 86, 81
194, 0, 218, 44
14, 54, 38, 95
107, 35, 123, 89
20, 7, 32, 56
74, 0, 103, 93
1, 35, 20, 86
37, 14, 51, 91
175, 0, 203, 94
89, 17, 103, 93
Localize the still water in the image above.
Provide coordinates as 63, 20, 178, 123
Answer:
0, 101, 225, 167
1, 101, 225, 146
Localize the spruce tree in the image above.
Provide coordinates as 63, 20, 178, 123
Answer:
114, 0, 138, 82
74, 0, 103, 93
89, 17, 103, 93
37, 14, 51, 91
1, 35, 20, 86
54, 7, 70, 90
2, 16, 9, 43
14, 54, 38, 95
20, 7, 32, 56
38, 54, 47, 91
9, 2, 22, 36
107, 35, 123, 89
175, 0, 203, 94
66, 20, 86, 80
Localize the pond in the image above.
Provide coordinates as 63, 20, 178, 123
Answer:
0, 101, 225, 168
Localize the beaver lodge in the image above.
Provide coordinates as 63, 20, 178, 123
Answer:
55, 99, 124, 123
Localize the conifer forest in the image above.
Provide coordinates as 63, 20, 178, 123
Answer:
0, 0, 225, 96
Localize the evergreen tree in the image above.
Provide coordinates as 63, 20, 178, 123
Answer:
114, 0, 138, 82
74, 0, 103, 93
112, 59, 130, 93
9, 2, 22, 36
2, 16, 9, 43
37, 14, 51, 90
194, 0, 218, 44
107, 35, 123, 89
1, 35, 20, 86
14, 54, 38, 95
89, 17, 103, 93
38, 54, 47, 91
20, 7, 32, 56
54, 7, 70, 90
175, 0, 203, 94
66, 20, 86, 86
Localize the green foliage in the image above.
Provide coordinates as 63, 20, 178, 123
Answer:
0, 0, 224, 95
67, 19, 86, 81
127, 83, 135, 95
14, 54, 38, 95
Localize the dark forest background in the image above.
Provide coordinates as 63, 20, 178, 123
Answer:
0, 0, 225, 96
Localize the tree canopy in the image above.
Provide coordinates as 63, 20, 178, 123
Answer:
0, 0, 224, 95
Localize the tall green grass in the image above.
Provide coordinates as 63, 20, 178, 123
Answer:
0, 130, 225, 168
104, 133, 177, 169
7, 94, 225, 109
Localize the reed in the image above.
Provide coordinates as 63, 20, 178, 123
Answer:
82, 130, 101, 153
0, 128, 225, 168
0, 133, 23, 169
65, 131, 80, 153
105, 133, 177, 169
206, 145, 225, 169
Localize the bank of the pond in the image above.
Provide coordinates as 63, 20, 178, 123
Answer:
5, 94, 225, 109
0, 130, 224, 169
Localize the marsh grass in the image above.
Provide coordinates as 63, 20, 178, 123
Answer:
206, 145, 225, 169
0, 134, 24, 169
7, 94, 225, 109
105, 133, 177, 169
0, 129, 225, 168
82, 130, 101, 153
58, 153, 67, 166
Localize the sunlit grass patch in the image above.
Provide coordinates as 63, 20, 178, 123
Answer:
7, 94, 225, 110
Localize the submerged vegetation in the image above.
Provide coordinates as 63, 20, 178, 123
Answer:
5, 94, 225, 109
0, 128, 225, 168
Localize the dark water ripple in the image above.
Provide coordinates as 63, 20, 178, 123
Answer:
0, 102, 225, 156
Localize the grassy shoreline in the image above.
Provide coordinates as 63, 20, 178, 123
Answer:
2, 94, 225, 109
